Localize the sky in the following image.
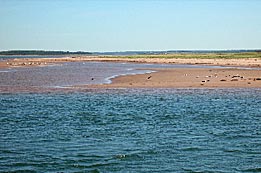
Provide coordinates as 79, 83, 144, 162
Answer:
0, 0, 261, 52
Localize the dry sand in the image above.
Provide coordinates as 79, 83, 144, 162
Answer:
86, 68, 261, 88
1, 56, 261, 89
1, 56, 261, 68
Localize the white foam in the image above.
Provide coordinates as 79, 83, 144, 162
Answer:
50, 86, 73, 89
105, 70, 157, 84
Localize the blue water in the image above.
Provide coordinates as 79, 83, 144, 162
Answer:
0, 89, 260, 172
0, 55, 68, 61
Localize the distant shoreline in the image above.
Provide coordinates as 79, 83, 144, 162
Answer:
0, 49, 260, 56
0, 53, 260, 91
0, 50, 92, 56
0, 52, 261, 69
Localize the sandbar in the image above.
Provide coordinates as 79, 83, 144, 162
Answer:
84, 68, 261, 88
1, 54, 261, 69
0, 55, 261, 89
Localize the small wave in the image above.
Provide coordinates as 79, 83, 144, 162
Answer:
88, 169, 101, 173
83, 162, 118, 169
3, 169, 37, 173
240, 167, 261, 172
182, 168, 228, 173
114, 153, 143, 160
223, 149, 242, 153
105, 75, 119, 84
180, 147, 204, 152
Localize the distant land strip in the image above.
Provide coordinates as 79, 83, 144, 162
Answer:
0, 50, 92, 55
0, 49, 261, 56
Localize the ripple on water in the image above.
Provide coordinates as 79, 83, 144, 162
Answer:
0, 89, 260, 172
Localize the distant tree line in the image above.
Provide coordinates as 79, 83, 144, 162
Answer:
0, 50, 92, 55
94, 50, 261, 55
0, 49, 260, 56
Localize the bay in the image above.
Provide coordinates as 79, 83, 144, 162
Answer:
0, 89, 260, 172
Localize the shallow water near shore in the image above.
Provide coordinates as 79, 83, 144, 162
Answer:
0, 55, 68, 61
0, 61, 230, 93
0, 88, 260, 172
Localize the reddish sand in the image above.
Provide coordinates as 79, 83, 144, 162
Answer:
1, 56, 261, 69
82, 68, 261, 89
1, 56, 261, 89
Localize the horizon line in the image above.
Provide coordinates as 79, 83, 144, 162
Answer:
1, 48, 261, 53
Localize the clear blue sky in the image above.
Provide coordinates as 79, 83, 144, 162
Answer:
0, 0, 260, 52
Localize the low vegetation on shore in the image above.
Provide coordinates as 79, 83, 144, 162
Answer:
112, 52, 261, 59
1, 50, 260, 59
1, 52, 261, 69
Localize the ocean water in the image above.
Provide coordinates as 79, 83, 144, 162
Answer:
0, 89, 260, 172
0, 55, 68, 61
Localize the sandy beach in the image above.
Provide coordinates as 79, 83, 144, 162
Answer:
1, 56, 261, 89
1, 55, 261, 68
86, 68, 261, 88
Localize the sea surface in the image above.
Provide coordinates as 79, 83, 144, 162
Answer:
0, 55, 68, 61
0, 88, 260, 172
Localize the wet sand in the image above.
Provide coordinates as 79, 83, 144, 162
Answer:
0, 56, 261, 90
83, 68, 261, 89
